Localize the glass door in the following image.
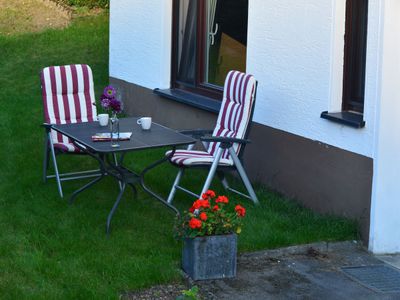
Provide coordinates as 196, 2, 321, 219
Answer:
204, 0, 248, 87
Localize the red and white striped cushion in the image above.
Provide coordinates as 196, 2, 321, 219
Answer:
208, 71, 256, 162
53, 142, 81, 153
41, 64, 97, 153
167, 150, 234, 167
168, 71, 256, 167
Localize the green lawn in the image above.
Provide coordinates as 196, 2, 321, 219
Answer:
0, 13, 357, 298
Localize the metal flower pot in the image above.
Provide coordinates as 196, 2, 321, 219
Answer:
182, 234, 237, 280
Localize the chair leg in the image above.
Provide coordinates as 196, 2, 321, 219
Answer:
200, 147, 224, 196
228, 148, 259, 205
167, 143, 195, 204
217, 171, 230, 190
48, 133, 63, 198
167, 169, 184, 204
43, 134, 50, 183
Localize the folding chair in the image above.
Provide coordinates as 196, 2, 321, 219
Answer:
167, 71, 259, 205
41, 64, 101, 198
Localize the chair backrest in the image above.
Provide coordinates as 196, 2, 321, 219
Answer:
207, 71, 257, 161
40, 64, 97, 145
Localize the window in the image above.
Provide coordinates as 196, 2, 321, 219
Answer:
342, 0, 368, 113
171, 0, 249, 99
321, 0, 368, 128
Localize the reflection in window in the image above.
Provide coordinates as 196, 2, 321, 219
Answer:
205, 0, 248, 86
173, 0, 249, 98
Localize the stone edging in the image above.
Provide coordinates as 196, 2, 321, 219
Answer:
239, 240, 362, 261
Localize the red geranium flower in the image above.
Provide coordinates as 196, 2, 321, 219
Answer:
202, 190, 216, 199
215, 195, 229, 204
192, 199, 210, 210
189, 218, 202, 229
199, 212, 208, 221
192, 200, 201, 210
235, 205, 246, 217
176, 191, 247, 239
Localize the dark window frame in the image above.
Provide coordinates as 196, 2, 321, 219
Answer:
342, 0, 369, 113
321, 0, 368, 128
171, 0, 232, 100
171, 0, 248, 101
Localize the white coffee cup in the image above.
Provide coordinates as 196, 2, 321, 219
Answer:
98, 114, 109, 126
137, 117, 152, 130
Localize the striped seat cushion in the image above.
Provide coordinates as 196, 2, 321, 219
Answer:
167, 150, 234, 167
53, 142, 82, 153
41, 64, 97, 153
207, 71, 256, 161
168, 70, 256, 167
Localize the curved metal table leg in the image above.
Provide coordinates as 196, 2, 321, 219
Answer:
106, 183, 126, 235
69, 174, 104, 205
68, 148, 107, 204
128, 183, 138, 198
139, 148, 180, 216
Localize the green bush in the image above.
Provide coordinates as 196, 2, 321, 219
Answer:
63, 0, 109, 8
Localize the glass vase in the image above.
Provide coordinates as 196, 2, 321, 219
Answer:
110, 112, 120, 148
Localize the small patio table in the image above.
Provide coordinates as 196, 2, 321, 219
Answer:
51, 117, 196, 234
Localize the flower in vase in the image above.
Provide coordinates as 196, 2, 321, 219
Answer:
109, 98, 122, 114
103, 85, 116, 98
100, 95, 111, 110
100, 85, 123, 115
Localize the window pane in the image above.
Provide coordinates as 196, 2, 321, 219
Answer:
204, 0, 248, 86
342, 0, 368, 113
177, 0, 197, 84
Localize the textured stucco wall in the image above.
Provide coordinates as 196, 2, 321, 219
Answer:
369, 0, 400, 254
109, 0, 381, 158
109, 0, 172, 89
246, 0, 381, 158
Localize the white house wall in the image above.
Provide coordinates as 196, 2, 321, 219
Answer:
109, 0, 381, 157
369, 0, 400, 254
247, 0, 381, 158
109, 0, 172, 89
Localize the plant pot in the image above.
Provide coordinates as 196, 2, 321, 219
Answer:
182, 234, 237, 280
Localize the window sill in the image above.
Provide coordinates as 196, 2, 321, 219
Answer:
320, 111, 365, 128
153, 88, 221, 114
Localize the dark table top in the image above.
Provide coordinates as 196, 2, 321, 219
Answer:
51, 117, 196, 153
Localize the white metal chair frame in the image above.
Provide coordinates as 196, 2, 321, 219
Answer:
167, 81, 259, 205
40, 64, 103, 198
42, 124, 102, 198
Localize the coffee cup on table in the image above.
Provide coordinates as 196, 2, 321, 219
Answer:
137, 117, 152, 130
98, 114, 109, 126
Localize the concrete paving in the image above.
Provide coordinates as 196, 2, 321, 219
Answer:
377, 254, 400, 270
192, 241, 400, 299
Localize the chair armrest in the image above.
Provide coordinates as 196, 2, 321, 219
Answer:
200, 136, 251, 148
179, 129, 214, 139
42, 123, 52, 131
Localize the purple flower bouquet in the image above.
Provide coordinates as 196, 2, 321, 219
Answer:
100, 85, 123, 114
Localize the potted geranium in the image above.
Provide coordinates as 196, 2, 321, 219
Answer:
175, 190, 246, 280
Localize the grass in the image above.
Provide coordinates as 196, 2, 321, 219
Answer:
0, 13, 357, 298
62, 0, 109, 9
